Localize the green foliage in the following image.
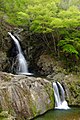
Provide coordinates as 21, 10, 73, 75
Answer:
58, 30, 80, 58
0, 0, 80, 63
61, 44, 78, 55
0, 0, 80, 31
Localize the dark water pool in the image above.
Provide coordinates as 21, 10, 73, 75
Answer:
33, 107, 80, 120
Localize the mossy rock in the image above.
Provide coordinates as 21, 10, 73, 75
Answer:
0, 72, 54, 120
0, 111, 14, 120
0, 72, 14, 82
63, 74, 80, 106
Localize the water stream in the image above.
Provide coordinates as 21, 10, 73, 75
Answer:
53, 82, 70, 110
33, 82, 79, 120
8, 32, 32, 75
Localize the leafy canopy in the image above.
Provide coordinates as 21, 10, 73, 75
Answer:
0, 0, 80, 59
0, 0, 80, 32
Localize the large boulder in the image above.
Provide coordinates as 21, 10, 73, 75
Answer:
0, 72, 54, 120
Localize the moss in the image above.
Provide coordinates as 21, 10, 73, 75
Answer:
49, 88, 54, 108
69, 82, 80, 98
0, 111, 8, 118
44, 82, 54, 109
0, 111, 14, 120
31, 102, 37, 117
1, 75, 12, 81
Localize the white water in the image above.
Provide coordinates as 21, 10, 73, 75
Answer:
8, 32, 32, 75
53, 82, 70, 110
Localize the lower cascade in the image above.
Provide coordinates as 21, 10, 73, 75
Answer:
8, 32, 32, 75
53, 82, 70, 110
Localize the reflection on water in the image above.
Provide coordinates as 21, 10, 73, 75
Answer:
33, 107, 80, 120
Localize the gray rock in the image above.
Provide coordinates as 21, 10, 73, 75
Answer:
0, 72, 54, 120
63, 74, 80, 106
47, 72, 65, 82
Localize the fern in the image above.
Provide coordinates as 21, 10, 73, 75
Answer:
62, 44, 78, 55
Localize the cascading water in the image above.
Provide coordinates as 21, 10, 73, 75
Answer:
53, 82, 70, 110
8, 32, 32, 75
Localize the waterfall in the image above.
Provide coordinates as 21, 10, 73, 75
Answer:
8, 32, 32, 75
53, 82, 70, 110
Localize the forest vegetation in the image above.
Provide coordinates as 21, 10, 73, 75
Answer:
0, 0, 80, 70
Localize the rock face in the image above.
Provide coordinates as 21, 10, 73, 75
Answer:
0, 51, 7, 71
47, 73, 80, 106
37, 53, 80, 106
63, 74, 80, 106
0, 72, 54, 120
37, 53, 66, 75
0, 20, 14, 73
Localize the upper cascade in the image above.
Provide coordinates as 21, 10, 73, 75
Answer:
53, 81, 70, 110
8, 32, 21, 53
8, 32, 32, 75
